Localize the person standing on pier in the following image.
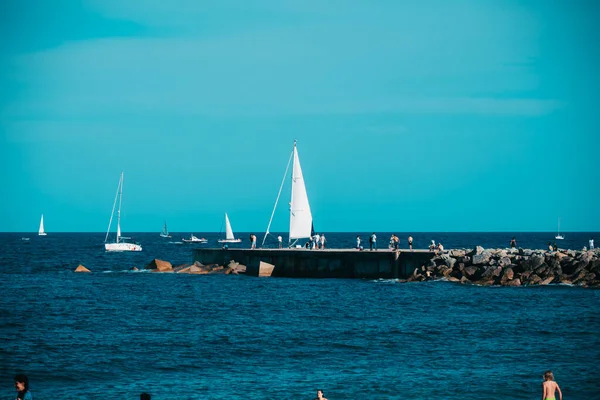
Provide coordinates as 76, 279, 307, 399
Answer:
250, 234, 257, 249
408, 235, 413, 250
510, 237, 517, 248
277, 235, 282, 249
314, 233, 320, 249
356, 235, 361, 249
590, 237, 595, 250
393, 234, 399, 250
370, 233, 377, 251
320, 234, 326, 249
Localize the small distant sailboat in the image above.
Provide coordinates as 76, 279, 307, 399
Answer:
555, 218, 564, 240
262, 140, 313, 248
38, 214, 47, 236
104, 172, 142, 252
182, 234, 208, 243
218, 213, 242, 243
160, 221, 171, 238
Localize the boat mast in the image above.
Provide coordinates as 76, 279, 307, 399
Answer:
104, 172, 122, 243
117, 172, 123, 243
261, 142, 294, 248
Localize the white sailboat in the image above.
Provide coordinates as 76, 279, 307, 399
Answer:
104, 172, 142, 252
218, 213, 242, 243
160, 221, 171, 238
555, 218, 564, 240
263, 140, 313, 248
38, 214, 47, 236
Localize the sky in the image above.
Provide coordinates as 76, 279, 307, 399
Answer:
1, 0, 598, 233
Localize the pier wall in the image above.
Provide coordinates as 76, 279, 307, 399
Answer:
192, 248, 433, 278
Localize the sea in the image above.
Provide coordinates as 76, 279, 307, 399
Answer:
1, 232, 599, 400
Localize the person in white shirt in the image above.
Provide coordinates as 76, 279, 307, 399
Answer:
277, 235, 282, 249
590, 237, 595, 250
314, 233, 320, 249
356, 235, 361, 249
320, 234, 326, 249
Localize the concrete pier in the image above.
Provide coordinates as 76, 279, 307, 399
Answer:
192, 248, 434, 278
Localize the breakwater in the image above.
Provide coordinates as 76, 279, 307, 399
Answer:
90, 246, 600, 288
191, 248, 434, 278
414, 247, 600, 288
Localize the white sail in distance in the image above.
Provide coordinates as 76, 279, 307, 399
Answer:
38, 214, 47, 236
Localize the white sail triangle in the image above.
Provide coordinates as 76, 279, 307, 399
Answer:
38, 214, 47, 236
289, 143, 313, 240
225, 213, 234, 240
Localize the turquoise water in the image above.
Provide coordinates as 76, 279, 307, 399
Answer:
1, 233, 598, 399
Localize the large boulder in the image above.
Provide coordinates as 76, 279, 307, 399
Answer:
145, 259, 173, 272
501, 267, 514, 283
74, 264, 91, 273
530, 254, 545, 269
472, 253, 491, 265
504, 278, 521, 287
451, 249, 466, 257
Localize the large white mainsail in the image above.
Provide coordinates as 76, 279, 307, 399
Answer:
262, 140, 313, 247
225, 213, 234, 240
38, 214, 47, 236
289, 143, 313, 242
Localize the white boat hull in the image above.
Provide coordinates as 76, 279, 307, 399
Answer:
105, 242, 142, 252
38, 232, 47, 236
218, 239, 242, 243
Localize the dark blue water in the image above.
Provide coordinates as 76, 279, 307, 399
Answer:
1, 232, 599, 399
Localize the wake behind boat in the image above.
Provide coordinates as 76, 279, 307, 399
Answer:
104, 172, 142, 252
182, 234, 207, 243
218, 213, 242, 243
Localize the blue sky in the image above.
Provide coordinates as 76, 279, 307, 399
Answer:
1, 0, 598, 233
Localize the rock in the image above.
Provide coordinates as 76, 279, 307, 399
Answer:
534, 264, 548, 276
495, 250, 508, 258
130, 266, 139, 271
504, 278, 521, 287
447, 277, 460, 282
530, 254, 545, 269
444, 257, 456, 269
499, 257, 512, 267
540, 276, 555, 285
528, 274, 542, 285
472, 253, 491, 265
189, 265, 208, 274
460, 276, 471, 284
145, 259, 173, 272
473, 246, 484, 256
520, 270, 533, 281
451, 249, 466, 257
481, 266, 502, 279
501, 267, 514, 282
74, 265, 91, 273
463, 266, 480, 279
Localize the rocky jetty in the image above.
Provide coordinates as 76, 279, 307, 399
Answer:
407, 246, 600, 288
145, 259, 247, 275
